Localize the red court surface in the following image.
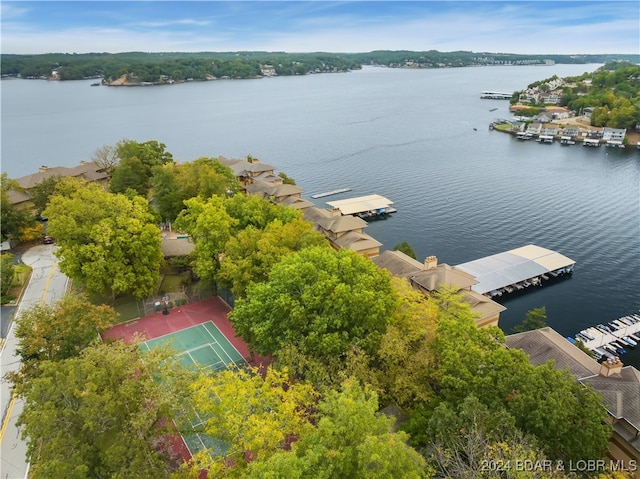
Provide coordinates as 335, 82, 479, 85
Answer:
102, 296, 270, 470
102, 296, 269, 367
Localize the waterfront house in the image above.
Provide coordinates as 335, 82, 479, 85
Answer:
602, 128, 627, 145
525, 123, 543, 135
303, 207, 381, 258
245, 180, 303, 203
507, 327, 640, 477
217, 156, 281, 189
8, 161, 110, 211
561, 127, 580, 139
372, 250, 505, 328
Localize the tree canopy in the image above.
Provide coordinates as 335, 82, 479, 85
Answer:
407, 293, 612, 465
43, 180, 164, 298
16, 342, 188, 479
188, 366, 317, 474
218, 218, 327, 298
247, 379, 429, 479
230, 246, 396, 360
1, 172, 33, 241
10, 294, 117, 387
110, 139, 174, 196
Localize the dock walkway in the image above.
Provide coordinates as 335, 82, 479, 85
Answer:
569, 312, 640, 361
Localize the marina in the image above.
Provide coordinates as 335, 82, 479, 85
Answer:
455, 244, 576, 298
326, 194, 396, 220
310, 188, 352, 199
568, 313, 640, 362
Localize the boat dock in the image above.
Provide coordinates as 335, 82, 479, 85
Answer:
480, 91, 512, 100
455, 244, 575, 298
310, 188, 352, 199
326, 194, 396, 220
568, 312, 640, 361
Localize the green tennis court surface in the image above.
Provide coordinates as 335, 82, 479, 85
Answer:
140, 321, 246, 460
140, 321, 246, 371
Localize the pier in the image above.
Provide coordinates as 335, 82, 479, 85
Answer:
310, 188, 352, 199
569, 312, 640, 361
326, 194, 396, 220
480, 91, 512, 100
455, 244, 575, 298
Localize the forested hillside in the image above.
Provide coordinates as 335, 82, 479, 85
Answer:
2, 50, 637, 82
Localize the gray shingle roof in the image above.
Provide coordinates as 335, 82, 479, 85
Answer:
506, 327, 640, 435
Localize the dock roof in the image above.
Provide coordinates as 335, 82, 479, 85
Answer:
455, 244, 575, 295
326, 194, 393, 216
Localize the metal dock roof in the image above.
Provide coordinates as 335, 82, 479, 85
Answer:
326, 194, 394, 216
455, 244, 576, 295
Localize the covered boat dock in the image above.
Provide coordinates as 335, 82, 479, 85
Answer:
455, 244, 575, 298
326, 194, 396, 219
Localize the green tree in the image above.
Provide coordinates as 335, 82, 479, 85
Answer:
393, 241, 417, 259
110, 139, 174, 196
28, 174, 63, 215
110, 156, 148, 195
512, 306, 547, 333
16, 342, 187, 479
218, 218, 326, 298
223, 193, 301, 231
277, 171, 297, 185
376, 277, 438, 407
43, 182, 164, 299
187, 366, 317, 475
174, 195, 237, 281
230, 246, 396, 361
176, 157, 240, 200
10, 294, 117, 386
427, 306, 611, 464
424, 395, 570, 479
247, 379, 429, 479
150, 163, 187, 222
1, 253, 15, 297
1, 173, 33, 241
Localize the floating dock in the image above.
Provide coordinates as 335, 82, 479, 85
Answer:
326, 194, 396, 220
568, 312, 640, 361
480, 91, 512, 100
310, 188, 352, 199
455, 244, 575, 298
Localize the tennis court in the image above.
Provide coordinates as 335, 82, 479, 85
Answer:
139, 321, 246, 371
139, 321, 247, 461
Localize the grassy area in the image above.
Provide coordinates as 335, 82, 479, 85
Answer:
3, 263, 32, 304
159, 273, 190, 295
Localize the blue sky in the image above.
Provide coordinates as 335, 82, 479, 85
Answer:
2, 1, 638, 55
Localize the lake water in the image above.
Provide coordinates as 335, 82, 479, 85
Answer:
2, 65, 639, 367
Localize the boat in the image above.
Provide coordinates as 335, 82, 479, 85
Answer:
90, 82, 101, 86
622, 336, 637, 348
609, 342, 627, 355
489, 107, 498, 112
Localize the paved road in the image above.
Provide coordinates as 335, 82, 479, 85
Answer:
0, 244, 68, 479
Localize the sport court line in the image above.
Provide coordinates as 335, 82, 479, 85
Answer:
180, 343, 226, 371
201, 322, 246, 366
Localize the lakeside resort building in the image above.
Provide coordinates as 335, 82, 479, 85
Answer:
507, 327, 640, 477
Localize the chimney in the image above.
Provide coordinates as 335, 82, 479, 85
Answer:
599, 356, 623, 377
39, 165, 49, 172
424, 255, 438, 270
327, 207, 342, 218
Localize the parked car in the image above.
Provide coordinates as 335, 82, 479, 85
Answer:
43, 236, 54, 244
